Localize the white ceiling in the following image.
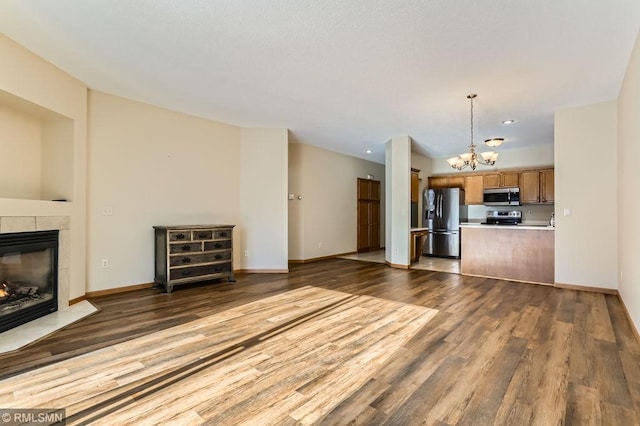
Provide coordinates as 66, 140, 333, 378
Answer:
1, 1, 639, 164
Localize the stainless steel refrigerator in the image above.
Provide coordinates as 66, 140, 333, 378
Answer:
422, 188, 468, 258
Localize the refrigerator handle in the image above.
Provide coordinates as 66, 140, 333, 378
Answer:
435, 194, 439, 219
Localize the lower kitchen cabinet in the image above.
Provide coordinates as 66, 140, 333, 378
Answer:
154, 224, 235, 293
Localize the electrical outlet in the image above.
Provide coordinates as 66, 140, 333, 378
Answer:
244, 250, 249, 257
101, 259, 109, 268
620, 271, 624, 282
102, 207, 113, 216
318, 242, 322, 248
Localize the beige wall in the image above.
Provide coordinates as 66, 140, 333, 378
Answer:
618, 30, 640, 329
0, 34, 87, 301
0, 104, 42, 199
87, 91, 242, 291
41, 118, 74, 201
239, 128, 289, 271
554, 101, 618, 289
288, 142, 385, 260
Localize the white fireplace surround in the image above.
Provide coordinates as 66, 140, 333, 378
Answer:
0, 215, 70, 309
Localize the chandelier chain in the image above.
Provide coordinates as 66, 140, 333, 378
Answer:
470, 95, 474, 148
446, 93, 501, 171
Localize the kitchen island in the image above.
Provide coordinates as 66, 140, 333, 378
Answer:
460, 223, 554, 284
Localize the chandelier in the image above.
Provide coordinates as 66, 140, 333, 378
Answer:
446, 94, 503, 171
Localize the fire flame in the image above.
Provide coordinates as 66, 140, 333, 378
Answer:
0, 283, 7, 298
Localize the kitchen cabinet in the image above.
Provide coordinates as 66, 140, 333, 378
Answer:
428, 176, 464, 190
411, 168, 420, 203
502, 172, 520, 187
484, 172, 519, 189
411, 168, 421, 228
520, 169, 554, 204
357, 178, 381, 252
520, 171, 541, 204
428, 176, 448, 189
483, 173, 501, 189
358, 178, 380, 201
540, 169, 554, 203
431, 167, 554, 205
448, 176, 465, 189
464, 175, 484, 205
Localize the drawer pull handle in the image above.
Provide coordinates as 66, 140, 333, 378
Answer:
181, 270, 192, 276
181, 245, 192, 251
198, 233, 208, 238
214, 266, 222, 272
219, 232, 227, 237
214, 254, 222, 260
175, 234, 186, 240
181, 257, 191, 264
213, 243, 222, 249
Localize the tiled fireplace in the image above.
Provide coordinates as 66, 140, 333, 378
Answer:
0, 216, 70, 333
0, 230, 59, 333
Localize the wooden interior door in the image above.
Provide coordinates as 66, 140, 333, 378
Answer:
357, 178, 380, 253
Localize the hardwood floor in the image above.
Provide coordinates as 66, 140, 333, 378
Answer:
1, 258, 639, 425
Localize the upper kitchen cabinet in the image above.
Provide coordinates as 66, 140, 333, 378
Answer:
358, 178, 380, 201
411, 168, 420, 203
411, 168, 420, 227
430, 167, 555, 205
520, 171, 541, 204
520, 169, 554, 204
540, 169, 554, 203
484, 172, 519, 189
464, 175, 484, 205
429, 176, 464, 190
502, 172, 520, 188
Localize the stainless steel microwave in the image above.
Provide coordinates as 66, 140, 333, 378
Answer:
483, 187, 520, 206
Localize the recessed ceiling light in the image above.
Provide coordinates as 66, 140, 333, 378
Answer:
364, 149, 373, 154
502, 120, 515, 124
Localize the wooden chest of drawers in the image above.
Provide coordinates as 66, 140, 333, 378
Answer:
153, 225, 235, 293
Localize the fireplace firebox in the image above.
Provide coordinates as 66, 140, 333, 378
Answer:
0, 230, 58, 333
